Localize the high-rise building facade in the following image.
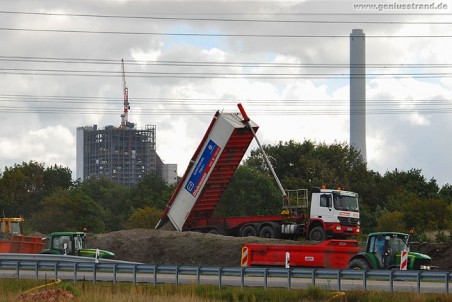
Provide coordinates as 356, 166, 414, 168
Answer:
76, 123, 177, 187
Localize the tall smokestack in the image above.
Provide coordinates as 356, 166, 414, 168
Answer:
350, 29, 366, 161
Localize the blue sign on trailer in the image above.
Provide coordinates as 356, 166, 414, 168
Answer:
185, 139, 221, 197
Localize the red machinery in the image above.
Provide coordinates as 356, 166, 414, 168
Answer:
241, 239, 359, 268
0, 217, 44, 254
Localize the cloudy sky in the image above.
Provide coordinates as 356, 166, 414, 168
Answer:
0, 0, 451, 187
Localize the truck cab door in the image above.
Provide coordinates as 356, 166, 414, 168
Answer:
312, 193, 334, 222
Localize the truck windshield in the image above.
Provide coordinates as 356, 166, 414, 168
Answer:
333, 195, 359, 212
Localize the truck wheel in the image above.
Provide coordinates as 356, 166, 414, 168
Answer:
348, 258, 370, 270
240, 225, 257, 237
309, 226, 326, 241
259, 226, 275, 238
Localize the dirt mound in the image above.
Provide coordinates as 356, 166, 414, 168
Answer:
88, 229, 297, 266
88, 229, 452, 270
411, 242, 452, 270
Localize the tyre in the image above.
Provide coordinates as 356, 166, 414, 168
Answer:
259, 225, 276, 238
240, 225, 257, 237
309, 226, 326, 241
347, 258, 370, 270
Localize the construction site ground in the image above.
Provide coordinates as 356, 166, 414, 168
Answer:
88, 229, 452, 270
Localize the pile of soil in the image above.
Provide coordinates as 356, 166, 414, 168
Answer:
88, 229, 452, 270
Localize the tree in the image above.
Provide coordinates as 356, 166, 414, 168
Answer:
125, 206, 162, 229
403, 198, 450, 233
376, 211, 406, 233
0, 161, 72, 217
377, 169, 439, 203
439, 183, 452, 205
77, 177, 131, 231
31, 189, 106, 233
244, 140, 370, 192
129, 172, 173, 210
214, 166, 282, 217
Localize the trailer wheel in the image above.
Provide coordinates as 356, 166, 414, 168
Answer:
259, 225, 276, 238
348, 258, 370, 270
240, 225, 257, 237
309, 226, 326, 241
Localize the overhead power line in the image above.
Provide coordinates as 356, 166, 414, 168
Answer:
1, 27, 452, 38
0, 93, 450, 116
1, 107, 451, 116
1, 10, 451, 25
1, 55, 452, 69
0, 93, 449, 105
1, 68, 451, 79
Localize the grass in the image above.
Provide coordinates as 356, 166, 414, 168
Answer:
1, 279, 451, 302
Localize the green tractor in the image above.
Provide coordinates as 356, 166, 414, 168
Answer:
347, 232, 432, 270
41, 232, 115, 259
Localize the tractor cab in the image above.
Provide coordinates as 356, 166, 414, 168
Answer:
367, 232, 409, 269
41, 232, 115, 259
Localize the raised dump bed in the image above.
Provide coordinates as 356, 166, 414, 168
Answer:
156, 109, 258, 232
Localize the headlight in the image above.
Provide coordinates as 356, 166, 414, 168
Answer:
420, 265, 431, 270
336, 226, 342, 231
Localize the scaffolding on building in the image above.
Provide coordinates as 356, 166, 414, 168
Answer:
78, 124, 159, 187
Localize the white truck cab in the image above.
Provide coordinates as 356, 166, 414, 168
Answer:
307, 187, 360, 241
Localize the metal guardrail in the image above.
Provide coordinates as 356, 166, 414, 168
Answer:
0, 254, 450, 293
0, 253, 140, 264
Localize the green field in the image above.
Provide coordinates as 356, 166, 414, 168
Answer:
1, 279, 451, 302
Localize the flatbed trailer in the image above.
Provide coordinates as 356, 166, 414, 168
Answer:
187, 214, 304, 237
241, 239, 359, 268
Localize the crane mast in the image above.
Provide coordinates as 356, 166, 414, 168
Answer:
120, 59, 130, 127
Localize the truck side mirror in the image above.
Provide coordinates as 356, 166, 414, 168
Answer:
63, 242, 68, 255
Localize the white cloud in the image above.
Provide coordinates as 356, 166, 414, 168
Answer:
0, 0, 451, 187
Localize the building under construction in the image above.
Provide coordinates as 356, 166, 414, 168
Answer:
76, 123, 177, 187
75, 60, 177, 187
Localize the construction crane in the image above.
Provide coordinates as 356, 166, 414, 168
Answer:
120, 59, 130, 127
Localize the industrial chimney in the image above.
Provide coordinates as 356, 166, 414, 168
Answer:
350, 29, 366, 161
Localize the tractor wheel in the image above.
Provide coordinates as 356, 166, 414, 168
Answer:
309, 226, 326, 241
240, 225, 257, 237
259, 225, 276, 238
348, 258, 370, 270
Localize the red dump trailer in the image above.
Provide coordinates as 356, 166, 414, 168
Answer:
241, 239, 359, 268
0, 217, 44, 254
155, 104, 360, 240
0, 235, 44, 254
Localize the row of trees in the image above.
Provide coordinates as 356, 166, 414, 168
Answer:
1, 140, 451, 240
242, 140, 452, 237
0, 161, 173, 234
